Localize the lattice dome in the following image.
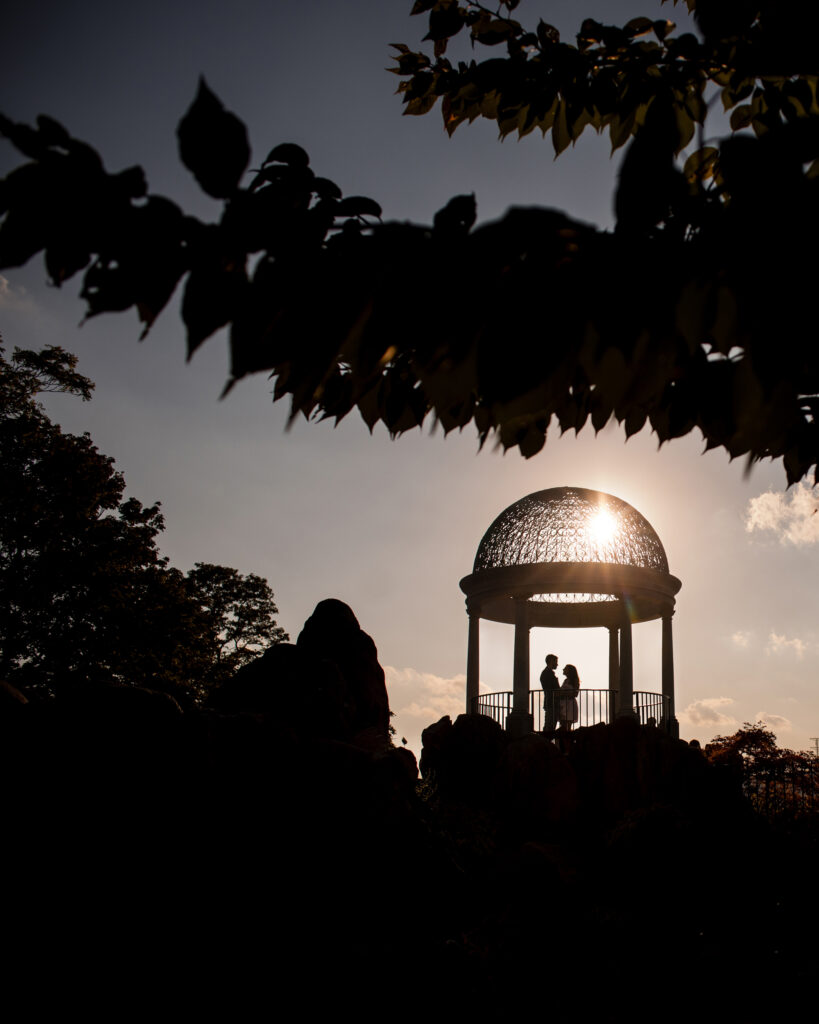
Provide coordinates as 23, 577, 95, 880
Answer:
474, 487, 668, 575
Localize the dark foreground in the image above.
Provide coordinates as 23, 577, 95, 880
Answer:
2, 601, 816, 1021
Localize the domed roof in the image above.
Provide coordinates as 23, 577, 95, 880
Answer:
474, 486, 668, 574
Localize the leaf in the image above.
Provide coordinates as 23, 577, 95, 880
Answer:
517, 422, 546, 458
177, 78, 250, 199
335, 196, 382, 219
263, 143, 310, 168
578, 19, 605, 48
569, 106, 592, 142
111, 165, 148, 200
730, 104, 753, 131
0, 115, 46, 160
683, 146, 718, 183
357, 382, 383, 431
433, 193, 476, 236
45, 240, 91, 286
403, 93, 439, 116
537, 20, 560, 47
609, 112, 635, 153
684, 88, 706, 125
724, 77, 753, 110
35, 115, 71, 148
552, 99, 570, 156
673, 105, 695, 152
783, 78, 814, 120
472, 19, 516, 47
652, 19, 675, 41
183, 258, 249, 358
625, 17, 654, 37
78, 196, 188, 335
423, 6, 466, 43
624, 408, 647, 437
311, 177, 342, 200
0, 169, 49, 266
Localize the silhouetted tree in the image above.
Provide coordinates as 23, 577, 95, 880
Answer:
705, 721, 819, 816
185, 561, 288, 687
705, 721, 781, 768
0, 344, 286, 699
0, 344, 94, 412
1, 2, 818, 478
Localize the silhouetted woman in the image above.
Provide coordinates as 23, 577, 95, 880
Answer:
557, 664, 580, 733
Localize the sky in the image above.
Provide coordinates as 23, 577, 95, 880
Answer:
2, 1, 818, 758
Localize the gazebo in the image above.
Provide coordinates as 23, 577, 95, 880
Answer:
459, 487, 681, 737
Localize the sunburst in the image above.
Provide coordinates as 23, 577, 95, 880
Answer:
589, 508, 617, 547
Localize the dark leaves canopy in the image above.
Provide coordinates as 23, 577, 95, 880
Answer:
1, 1, 818, 482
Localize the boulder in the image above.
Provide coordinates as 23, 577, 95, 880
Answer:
208, 642, 355, 740
421, 713, 507, 804
297, 598, 390, 747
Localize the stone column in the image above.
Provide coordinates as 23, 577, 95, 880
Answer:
617, 599, 636, 719
466, 610, 480, 715
507, 597, 533, 737
662, 613, 679, 738
608, 625, 619, 720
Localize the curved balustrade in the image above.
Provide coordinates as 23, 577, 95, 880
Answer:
634, 691, 671, 727
471, 688, 670, 732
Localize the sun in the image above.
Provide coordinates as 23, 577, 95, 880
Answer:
589, 508, 617, 546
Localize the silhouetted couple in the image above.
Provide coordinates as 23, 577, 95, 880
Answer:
540, 654, 580, 737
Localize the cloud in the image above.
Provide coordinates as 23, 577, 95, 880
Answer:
755, 711, 792, 731
679, 696, 737, 727
385, 665, 465, 719
745, 482, 819, 545
384, 665, 465, 754
765, 632, 807, 659
730, 630, 752, 648
0, 275, 35, 313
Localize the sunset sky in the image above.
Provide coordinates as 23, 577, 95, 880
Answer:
3, 1, 818, 757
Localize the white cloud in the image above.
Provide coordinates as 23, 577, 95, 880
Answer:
730, 630, 752, 648
745, 482, 819, 545
385, 665, 465, 719
384, 665, 465, 756
679, 696, 737, 727
755, 711, 792, 731
765, 632, 807, 659
0, 275, 35, 313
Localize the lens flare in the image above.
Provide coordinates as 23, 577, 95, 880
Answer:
589, 508, 617, 546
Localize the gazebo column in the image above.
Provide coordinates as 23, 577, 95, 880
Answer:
661, 613, 679, 738
607, 625, 620, 720
465, 609, 481, 715
617, 599, 637, 719
507, 597, 534, 737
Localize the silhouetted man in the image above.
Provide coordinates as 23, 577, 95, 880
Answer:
540, 653, 560, 733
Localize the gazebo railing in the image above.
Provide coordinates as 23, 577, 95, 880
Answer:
473, 690, 514, 723
634, 691, 670, 727
472, 688, 670, 731
473, 688, 616, 731
535, 688, 614, 731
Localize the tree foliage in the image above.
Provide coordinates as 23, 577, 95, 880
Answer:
185, 562, 288, 686
705, 720, 783, 768
1, 3, 819, 479
0, 345, 286, 698
705, 721, 819, 817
